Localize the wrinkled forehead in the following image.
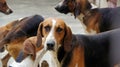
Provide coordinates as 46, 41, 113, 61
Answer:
43, 18, 66, 28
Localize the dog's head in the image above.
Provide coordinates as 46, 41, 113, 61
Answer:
55, 0, 91, 17
0, 0, 13, 14
36, 18, 72, 52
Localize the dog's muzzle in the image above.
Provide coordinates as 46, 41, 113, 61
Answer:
6, 9, 13, 14
55, 4, 70, 14
46, 40, 55, 50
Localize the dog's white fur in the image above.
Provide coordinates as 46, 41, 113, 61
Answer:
9, 56, 34, 67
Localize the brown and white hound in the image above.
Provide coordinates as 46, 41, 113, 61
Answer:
11, 18, 67, 67
0, 0, 13, 14
35, 18, 84, 67
0, 14, 44, 67
10, 18, 65, 67
55, 0, 120, 33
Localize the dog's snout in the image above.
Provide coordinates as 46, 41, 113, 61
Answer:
6, 9, 13, 14
55, 5, 60, 11
55, 4, 65, 12
55, 4, 70, 14
47, 41, 55, 50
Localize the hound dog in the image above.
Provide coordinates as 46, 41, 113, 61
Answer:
0, 14, 44, 67
0, 0, 13, 14
35, 18, 84, 67
10, 18, 64, 67
55, 26, 120, 67
55, 0, 120, 33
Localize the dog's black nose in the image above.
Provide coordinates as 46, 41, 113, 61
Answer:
55, 5, 59, 11
55, 5, 70, 14
6, 9, 13, 14
47, 41, 55, 50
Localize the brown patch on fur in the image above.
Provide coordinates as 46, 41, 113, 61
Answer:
1, 53, 11, 67
23, 36, 43, 61
74, 0, 91, 17
68, 44, 84, 67
0, 20, 18, 40
63, 26, 72, 52
76, 0, 87, 11
6, 37, 27, 59
41, 60, 49, 67
36, 23, 43, 47
83, 11, 101, 33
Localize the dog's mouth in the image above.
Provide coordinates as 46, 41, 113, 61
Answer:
47, 47, 54, 51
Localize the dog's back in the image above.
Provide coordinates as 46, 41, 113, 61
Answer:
0, 15, 44, 49
76, 29, 120, 67
98, 7, 120, 32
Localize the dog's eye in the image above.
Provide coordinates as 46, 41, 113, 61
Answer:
44, 26, 51, 32
56, 27, 63, 32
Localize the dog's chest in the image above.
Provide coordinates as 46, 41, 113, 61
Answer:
39, 51, 60, 67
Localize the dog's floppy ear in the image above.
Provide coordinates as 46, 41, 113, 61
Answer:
36, 22, 43, 47
16, 39, 36, 62
74, 1, 81, 18
16, 37, 37, 62
23, 39, 36, 60
74, 0, 91, 18
63, 26, 72, 52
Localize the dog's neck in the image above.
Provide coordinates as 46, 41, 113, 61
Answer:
76, 3, 101, 34
77, 8, 102, 34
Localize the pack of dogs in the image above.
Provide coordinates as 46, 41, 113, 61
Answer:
0, 0, 120, 67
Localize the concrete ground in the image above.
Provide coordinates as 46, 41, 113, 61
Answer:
0, 0, 85, 66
